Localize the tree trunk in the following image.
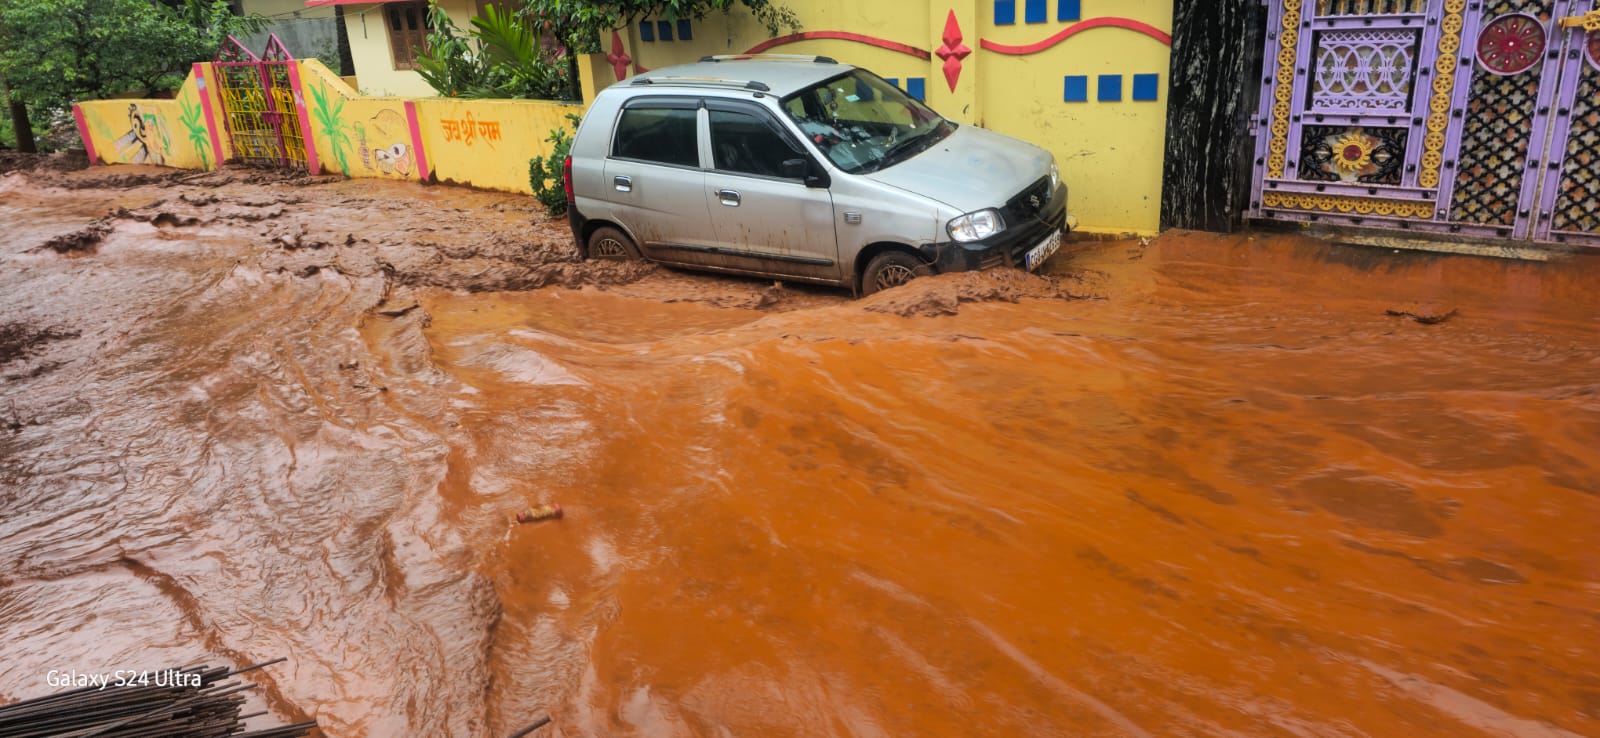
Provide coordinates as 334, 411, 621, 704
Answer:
1159, 0, 1264, 233
10, 100, 36, 153
566, 45, 580, 102
2, 78, 37, 153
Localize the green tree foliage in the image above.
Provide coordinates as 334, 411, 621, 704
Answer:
533, 0, 800, 98
417, 2, 572, 100
0, 0, 264, 143
528, 0, 798, 53
420, 0, 799, 102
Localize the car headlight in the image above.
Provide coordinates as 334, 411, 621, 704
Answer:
1049, 162, 1060, 193
948, 209, 1005, 243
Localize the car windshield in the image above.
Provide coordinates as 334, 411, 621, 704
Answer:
780, 71, 954, 174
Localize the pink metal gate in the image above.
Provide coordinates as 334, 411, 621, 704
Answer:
213, 35, 318, 172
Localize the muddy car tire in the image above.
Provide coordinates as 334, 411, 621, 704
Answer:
861, 251, 926, 296
586, 226, 641, 261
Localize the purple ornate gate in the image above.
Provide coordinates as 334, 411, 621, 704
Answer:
1250, 0, 1600, 248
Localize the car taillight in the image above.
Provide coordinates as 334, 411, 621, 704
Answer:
562, 156, 574, 204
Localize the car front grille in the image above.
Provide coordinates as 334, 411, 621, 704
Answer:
1004, 177, 1052, 224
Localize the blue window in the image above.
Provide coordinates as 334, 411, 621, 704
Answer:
1024, 0, 1046, 23
657, 20, 673, 41
638, 21, 654, 41
884, 77, 899, 88
906, 78, 926, 101
1058, 0, 1080, 21
1063, 75, 1088, 102
1098, 75, 1122, 102
994, 0, 1015, 25
1132, 74, 1159, 101
677, 19, 692, 40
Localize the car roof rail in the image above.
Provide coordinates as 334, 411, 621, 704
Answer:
697, 53, 839, 64
631, 75, 772, 92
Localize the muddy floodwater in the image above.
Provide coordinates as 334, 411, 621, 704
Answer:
1, 160, 1597, 737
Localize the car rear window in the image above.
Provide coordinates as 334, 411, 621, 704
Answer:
612, 107, 698, 167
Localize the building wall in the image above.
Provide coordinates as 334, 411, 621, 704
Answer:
978, 3, 1171, 233
338, 0, 476, 97
593, 0, 1175, 234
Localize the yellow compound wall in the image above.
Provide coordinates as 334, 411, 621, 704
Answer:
77, 59, 583, 195
76, 64, 229, 171
75, 0, 1174, 233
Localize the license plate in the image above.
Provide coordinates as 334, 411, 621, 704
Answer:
1023, 230, 1062, 271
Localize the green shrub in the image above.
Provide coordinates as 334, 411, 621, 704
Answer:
416, 2, 572, 100
529, 112, 581, 216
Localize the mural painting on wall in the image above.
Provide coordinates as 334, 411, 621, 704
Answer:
113, 104, 170, 165
309, 83, 352, 175
357, 109, 416, 177
440, 112, 503, 147
179, 93, 212, 170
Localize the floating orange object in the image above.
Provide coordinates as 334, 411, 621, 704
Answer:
515, 504, 562, 524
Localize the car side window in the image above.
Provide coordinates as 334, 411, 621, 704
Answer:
709, 109, 803, 179
612, 107, 698, 167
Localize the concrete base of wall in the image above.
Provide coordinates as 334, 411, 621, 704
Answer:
1071, 228, 1159, 241
1252, 221, 1583, 263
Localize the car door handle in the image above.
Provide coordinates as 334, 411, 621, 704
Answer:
614, 176, 632, 192
717, 189, 740, 206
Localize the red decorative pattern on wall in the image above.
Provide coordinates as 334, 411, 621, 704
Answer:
980, 16, 1172, 55
607, 31, 633, 80
934, 11, 971, 92
742, 32, 931, 60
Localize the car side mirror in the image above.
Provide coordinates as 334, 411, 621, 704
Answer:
782, 158, 808, 179
784, 157, 830, 189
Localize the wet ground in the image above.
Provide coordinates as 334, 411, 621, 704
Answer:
1, 160, 1596, 737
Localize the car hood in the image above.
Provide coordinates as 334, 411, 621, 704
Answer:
862, 124, 1051, 212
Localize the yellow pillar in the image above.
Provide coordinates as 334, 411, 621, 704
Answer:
579, 25, 642, 102
577, 52, 614, 103
928, 0, 980, 125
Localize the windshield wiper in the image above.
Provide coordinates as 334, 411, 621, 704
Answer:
874, 131, 934, 170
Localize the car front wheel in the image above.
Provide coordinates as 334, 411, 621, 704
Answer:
861, 251, 926, 296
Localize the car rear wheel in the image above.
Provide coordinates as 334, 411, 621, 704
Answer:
586, 226, 641, 261
861, 251, 925, 295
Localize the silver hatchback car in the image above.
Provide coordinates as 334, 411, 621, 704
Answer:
563, 55, 1077, 295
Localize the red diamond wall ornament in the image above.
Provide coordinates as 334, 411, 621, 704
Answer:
607, 31, 633, 81
934, 10, 970, 92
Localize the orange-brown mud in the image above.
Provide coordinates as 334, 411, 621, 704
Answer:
1, 160, 1597, 737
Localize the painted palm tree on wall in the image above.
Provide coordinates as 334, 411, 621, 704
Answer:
178, 92, 210, 169
308, 82, 350, 175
